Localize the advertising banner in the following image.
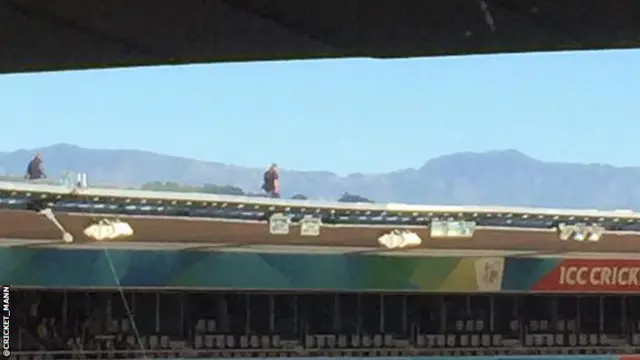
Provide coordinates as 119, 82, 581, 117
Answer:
620, 356, 640, 360
0, 247, 503, 291
532, 259, 640, 292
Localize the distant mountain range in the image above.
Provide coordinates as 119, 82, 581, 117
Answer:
1, 144, 639, 209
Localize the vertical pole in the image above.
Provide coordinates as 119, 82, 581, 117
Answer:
380, 294, 385, 333
622, 296, 628, 337
245, 295, 251, 334
489, 295, 495, 332
269, 295, 275, 333
85, 291, 90, 316
218, 294, 229, 332
62, 290, 68, 329
576, 296, 581, 333
179, 293, 185, 337
401, 295, 407, 334
293, 295, 299, 334
356, 294, 362, 334
551, 296, 558, 331
155, 292, 160, 333
598, 296, 604, 333
440, 296, 446, 333
516, 295, 524, 343
106, 294, 112, 332
334, 294, 341, 332
84, 291, 91, 342
131, 291, 136, 314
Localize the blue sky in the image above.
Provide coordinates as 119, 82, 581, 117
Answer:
1, 49, 638, 174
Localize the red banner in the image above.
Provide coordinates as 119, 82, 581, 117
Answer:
532, 259, 640, 292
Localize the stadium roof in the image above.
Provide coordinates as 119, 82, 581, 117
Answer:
2, 0, 640, 74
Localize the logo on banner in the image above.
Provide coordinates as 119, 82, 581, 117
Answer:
474, 258, 504, 292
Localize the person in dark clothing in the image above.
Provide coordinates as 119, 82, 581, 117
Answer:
25, 153, 46, 180
261, 163, 280, 198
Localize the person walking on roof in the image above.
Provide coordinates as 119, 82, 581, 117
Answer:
25, 153, 46, 180
261, 163, 280, 198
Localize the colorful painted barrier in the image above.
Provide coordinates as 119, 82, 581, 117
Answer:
1, 246, 640, 292
0, 248, 503, 290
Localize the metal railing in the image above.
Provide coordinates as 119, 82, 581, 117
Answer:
9, 345, 640, 359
